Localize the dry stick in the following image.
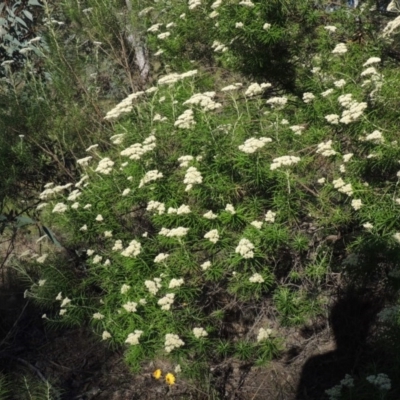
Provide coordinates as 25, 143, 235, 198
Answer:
11, 357, 49, 386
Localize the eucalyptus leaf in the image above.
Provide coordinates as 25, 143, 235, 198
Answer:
42, 225, 62, 247
28, 0, 43, 6
22, 10, 33, 21
15, 216, 36, 228
15, 17, 28, 29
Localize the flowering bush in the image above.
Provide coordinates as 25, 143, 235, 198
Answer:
15, 0, 400, 396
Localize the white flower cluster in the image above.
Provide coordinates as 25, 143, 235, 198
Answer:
174, 109, 196, 129
257, 327, 272, 342
157, 31, 170, 40
92, 313, 104, 320
121, 284, 131, 294
95, 157, 114, 175
211, 40, 228, 53
145, 278, 162, 295
366, 374, 391, 391
67, 189, 81, 202
290, 125, 305, 135
178, 155, 194, 167
193, 327, 208, 338
102, 331, 112, 340
365, 130, 384, 143
169, 278, 184, 289
104, 91, 144, 120
168, 204, 191, 215
154, 253, 169, 263
158, 293, 175, 310
393, 232, 400, 244
266, 96, 288, 109
249, 273, 264, 283
184, 166, 203, 191
324, 25, 337, 33
112, 240, 123, 251
139, 170, 163, 188
211, 0, 222, 8
203, 210, 217, 219
121, 240, 141, 257
238, 137, 272, 153
125, 330, 143, 345
263, 23, 271, 30
159, 227, 189, 238
223, 204, 235, 214
110, 134, 124, 145
251, 220, 263, 229
39, 183, 73, 200
183, 91, 221, 111
363, 57, 381, 67
303, 92, 315, 103
157, 70, 197, 85
331, 43, 347, 54
332, 178, 353, 196
382, 15, 400, 37
361, 66, 379, 77
188, 0, 201, 10
321, 88, 334, 97
265, 210, 276, 223
235, 238, 255, 259
316, 140, 336, 157
165, 333, 184, 353
201, 261, 211, 270
244, 82, 271, 97
334, 79, 346, 88
77, 156, 92, 167
123, 301, 138, 313
221, 83, 242, 92
239, 0, 255, 6
121, 134, 156, 160
52, 203, 68, 213
270, 155, 300, 170
147, 200, 165, 215
338, 94, 367, 124
204, 229, 219, 243
147, 23, 162, 33
351, 199, 362, 210
325, 114, 339, 125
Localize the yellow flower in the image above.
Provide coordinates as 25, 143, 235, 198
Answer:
165, 373, 175, 385
153, 369, 162, 379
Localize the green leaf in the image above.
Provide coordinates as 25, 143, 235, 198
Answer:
28, 0, 43, 6
15, 216, 35, 227
22, 10, 33, 21
0, 215, 7, 222
42, 225, 62, 247
15, 17, 27, 29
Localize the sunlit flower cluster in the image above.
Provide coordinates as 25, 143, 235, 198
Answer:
249, 273, 264, 283
331, 43, 347, 54
95, 157, 114, 175
147, 200, 166, 215
193, 327, 208, 338
139, 170, 163, 188
121, 134, 156, 160
244, 82, 271, 97
211, 40, 228, 53
157, 70, 197, 85
270, 155, 300, 170
158, 293, 175, 310
332, 178, 353, 196
145, 278, 162, 295
257, 327, 272, 342
238, 137, 272, 153
120, 240, 141, 257
266, 96, 288, 109
303, 92, 315, 103
167, 204, 191, 214
125, 330, 143, 345
104, 91, 144, 120
316, 140, 337, 157
184, 166, 203, 191
183, 92, 221, 111
204, 229, 219, 243
165, 333, 184, 352
265, 210, 276, 223
235, 238, 255, 259
159, 227, 189, 237
174, 109, 196, 129
169, 278, 184, 289
123, 301, 138, 313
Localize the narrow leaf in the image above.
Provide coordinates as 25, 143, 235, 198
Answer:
42, 225, 62, 247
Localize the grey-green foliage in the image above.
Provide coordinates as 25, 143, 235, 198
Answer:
0, 0, 42, 58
